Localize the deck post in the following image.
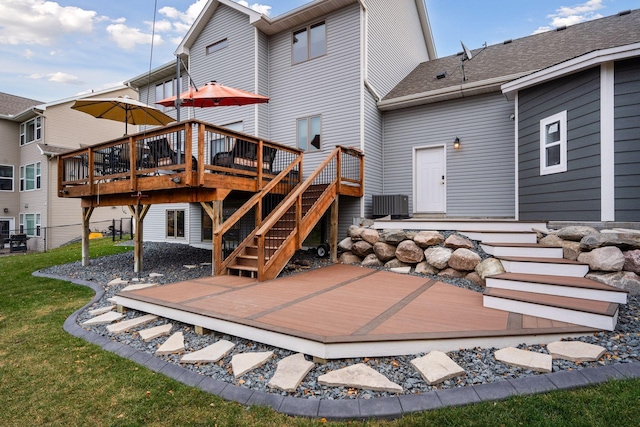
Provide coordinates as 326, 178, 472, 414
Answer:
81, 206, 94, 267
330, 196, 339, 262
129, 204, 150, 273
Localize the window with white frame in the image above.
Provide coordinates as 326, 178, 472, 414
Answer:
20, 117, 42, 146
19, 212, 41, 237
166, 209, 185, 238
292, 21, 326, 64
0, 165, 13, 191
540, 110, 567, 175
297, 115, 321, 152
20, 162, 41, 191
206, 38, 228, 55
155, 77, 182, 111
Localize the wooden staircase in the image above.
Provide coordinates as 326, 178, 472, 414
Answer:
215, 146, 364, 281
461, 230, 628, 331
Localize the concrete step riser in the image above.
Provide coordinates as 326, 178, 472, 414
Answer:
460, 232, 538, 244
373, 220, 548, 233
485, 278, 628, 304
501, 260, 589, 277
483, 295, 618, 331
481, 245, 563, 258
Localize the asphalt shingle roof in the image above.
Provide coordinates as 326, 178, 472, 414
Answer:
0, 92, 42, 116
384, 9, 640, 101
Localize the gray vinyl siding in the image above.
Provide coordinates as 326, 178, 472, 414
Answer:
614, 58, 640, 222
363, 89, 382, 218
257, 30, 270, 139
365, 0, 429, 97
188, 5, 259, 134
383, 93, 515, 217
518, 67, 601, 221
268, 3, 361, 176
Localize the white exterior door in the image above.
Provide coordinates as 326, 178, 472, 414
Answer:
1, 218, 14, 242
415, 146, 445, 213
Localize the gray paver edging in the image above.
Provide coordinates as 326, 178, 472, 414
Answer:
38, 270, 640, 421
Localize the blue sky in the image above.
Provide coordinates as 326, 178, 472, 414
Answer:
0, 0, 637, 103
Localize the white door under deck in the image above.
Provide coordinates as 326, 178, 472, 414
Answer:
414, 146, 445, 213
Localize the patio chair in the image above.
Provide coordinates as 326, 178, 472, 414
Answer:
213, 139, 275, 174
147, 138, 198, 170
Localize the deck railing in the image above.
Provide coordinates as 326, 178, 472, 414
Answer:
58, 120, 302, 198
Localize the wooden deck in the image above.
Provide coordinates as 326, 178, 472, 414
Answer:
113, 264, 596, 359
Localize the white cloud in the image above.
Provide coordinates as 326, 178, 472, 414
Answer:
147, 20, 173, 33
237, 1, 272, 15
532, 26, 552, 34
23, 49, 35, 59
0, 0, 96, 45
544, 0, 605, 30
106, 23, 163, 50
26, 71, 84, 85
159, 0, 207, 25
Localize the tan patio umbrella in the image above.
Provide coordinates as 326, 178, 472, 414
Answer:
155, 81, 269, 108
71, 96, 175, 134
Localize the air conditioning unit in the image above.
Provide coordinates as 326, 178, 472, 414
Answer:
372, 195, 409, 219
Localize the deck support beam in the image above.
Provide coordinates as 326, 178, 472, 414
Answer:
128, 204, 150, 273
201, 199, 225, 274
330, 196, 339, 262
81, 206, 94, 267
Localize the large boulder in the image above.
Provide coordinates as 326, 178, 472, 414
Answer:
475, 258, 505, 279
444, 234, 474, 249
373, 242, 396, 262
623, 250, 640, 274
415, 261, 439, 275
380, 229, 408, 245
438, 268, 465, 278
396, 240, 425, 264
361, 253, 383, 267
351, 240, 374, 258
465, 272, 484, 287
361, 229, 380, 245
448, 248, 481, 271
539, 234, 564, 246
424, 247, 453, 269
557, 226, 599, 242
348, 225, 364, 240
561, 241, 582, 261
413, 231, 444, 248
384, 258, 410, 269
586, 271, 640, 295
339, 252, 361, 265
338, 237, 353, 253
580, 233, 640, 250
577, 247, 625, 272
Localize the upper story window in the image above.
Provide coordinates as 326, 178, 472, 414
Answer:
292, 21, 326, 64
20, 162, 41, 192
206, 38, 228, 55
540, 110, 567, 175
297, 115, 321, 152
155, 77, 182, 111
20, 117, 42, 146
0, 165, 13, 191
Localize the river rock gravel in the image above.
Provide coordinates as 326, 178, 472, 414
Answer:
42, 241, 640, 400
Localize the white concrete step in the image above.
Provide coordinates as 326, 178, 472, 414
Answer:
486, 273, 628, 304
373, 219, 548, 233
483, 288, 618, 331
499, 256, 589, 277
459, 231, 538, 244
481, 243, 563, 258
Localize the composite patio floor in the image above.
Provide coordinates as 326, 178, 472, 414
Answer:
115, 264, 596, 358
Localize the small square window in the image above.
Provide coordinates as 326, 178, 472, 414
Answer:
292, 22, 326, 64
297, 115, 321, 152
540, 111, 567, 175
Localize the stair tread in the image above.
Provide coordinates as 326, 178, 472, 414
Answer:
481, 243, 561, 248
228, 264, 258, 272
484, 287, 618, 316
489, 273, 628, 292
498, 256, 587, 265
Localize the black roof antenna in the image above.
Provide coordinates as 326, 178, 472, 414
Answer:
460, 41, 473, 82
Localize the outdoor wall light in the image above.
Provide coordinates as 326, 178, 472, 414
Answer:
3, 208, 8, 213
453, 137, 461, 150
170, 176, 181, 184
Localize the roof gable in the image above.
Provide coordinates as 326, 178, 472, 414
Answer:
0, 92, 42, 117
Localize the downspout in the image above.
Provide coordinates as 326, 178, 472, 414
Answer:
254, 27, 260, 136
358, 0, 382, 103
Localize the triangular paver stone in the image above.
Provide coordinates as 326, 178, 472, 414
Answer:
268, 353, 315, 392
121, 283, 156, 292
106, 314, 158, 334
156, 332, 185, 355
139, 324, 173, 342
495, 347, 552, 373
231, 351, 273, 378
318, 363, 403, 393
411, 350, 466, 385
149, 273, 164, 278
547, 341, 606, 362
108, 278, 129, 286
183, 264, 197, 269
88, 305, 115, 316
82, 311, 124, 326
180, 340, 235, 364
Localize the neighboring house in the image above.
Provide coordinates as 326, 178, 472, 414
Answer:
379, 9, 640, 222
126, 0, 436, 246
0, 86, 137, 251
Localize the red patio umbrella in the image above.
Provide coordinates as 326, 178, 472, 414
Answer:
156, 81, 269, 108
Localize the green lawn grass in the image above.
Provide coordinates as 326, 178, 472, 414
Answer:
1, 239, 639, 426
